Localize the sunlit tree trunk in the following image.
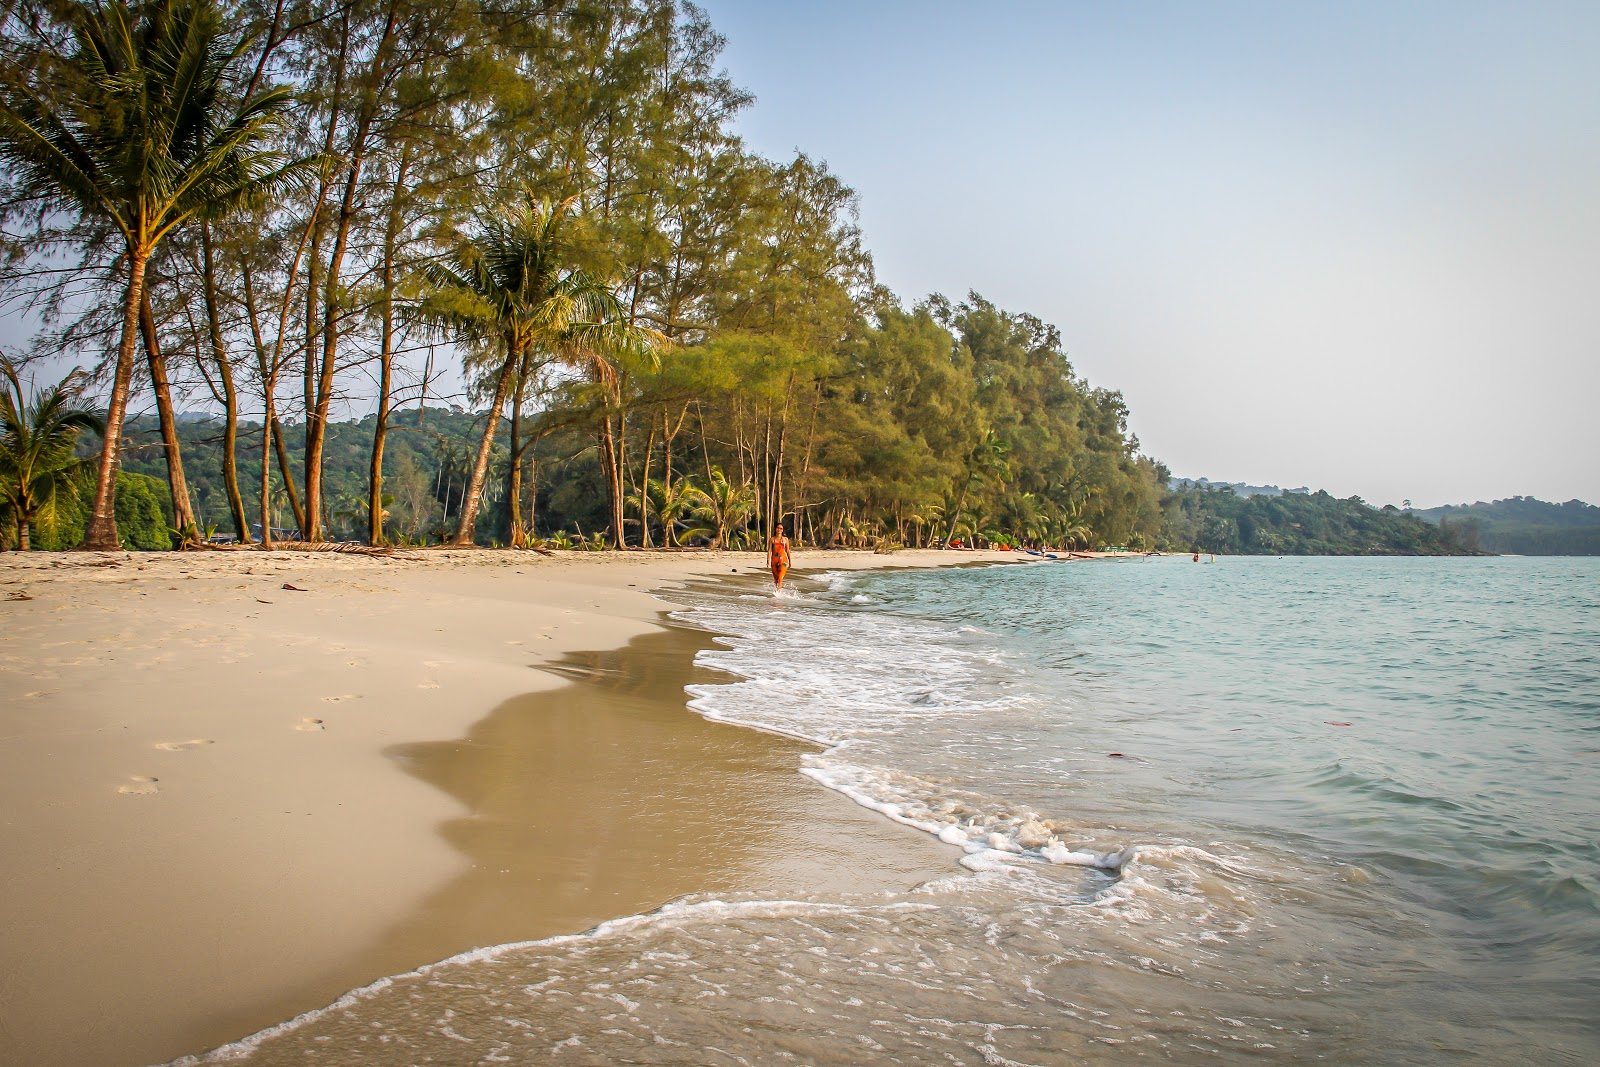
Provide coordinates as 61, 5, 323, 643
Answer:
139, 288, 196, 540
83, 250, 148, 551
201, 223, 251, 542
453, 353, 517, 546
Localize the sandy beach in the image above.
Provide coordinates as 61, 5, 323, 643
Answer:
0, 547, 1014, 1067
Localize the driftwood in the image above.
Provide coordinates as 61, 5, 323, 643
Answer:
257, 541, 398, 556
184, 540, 557, 558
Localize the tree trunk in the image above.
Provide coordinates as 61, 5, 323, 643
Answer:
696, 402, 715, 487
84, 249, 149, 551
200, 224, 251, 542
598, 419, 620, 546
139, 288, 196, 540
637, 417, 656, 548
771, 372, 795, 538
271, 417, 306, 536
367, 152, 409, 546
527, 436, 542, 538
506, 362, 524, 547
367, 334, 393, 545
943, 475, 975, 549
452, 355, 516, 546
303, 211, 322, 534
305, 0, 398, 544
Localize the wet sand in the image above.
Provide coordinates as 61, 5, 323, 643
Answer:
0, 548, 1000, 1067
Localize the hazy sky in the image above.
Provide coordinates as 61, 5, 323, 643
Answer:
696, 0, 1600, 507
3, 3, 1593, 507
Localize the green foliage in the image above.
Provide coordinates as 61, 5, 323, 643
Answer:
1412, 497, 1600, 555
1161, 485, 1471, 556
0, 359, 103, 550
22, 469, 175, 550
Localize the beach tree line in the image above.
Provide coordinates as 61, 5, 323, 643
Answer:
1, 0, 1167, 552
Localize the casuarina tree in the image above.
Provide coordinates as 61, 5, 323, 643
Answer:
0, 0, 310, 549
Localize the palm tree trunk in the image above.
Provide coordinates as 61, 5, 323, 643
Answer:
598, 411, 627, 548
139, 289, 196, 540
84, 249, 148, 551
507, 367, 524, 547
943, 474, 975, 549
452, 354, 516, 546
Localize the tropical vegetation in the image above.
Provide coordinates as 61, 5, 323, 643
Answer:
1160, 484, 1471, 556
0, 1, 1493, 558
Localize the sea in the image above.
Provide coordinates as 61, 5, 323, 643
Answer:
182, 555, 1598, 1065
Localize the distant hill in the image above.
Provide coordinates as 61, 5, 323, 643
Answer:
1170, 477, 1310, 498
1161, 484, 1469, 555
1410, 496, 1600, 555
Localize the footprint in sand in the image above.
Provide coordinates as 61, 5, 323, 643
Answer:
417, 680, 440, 689
422, 660, 446, 668
154, 739, 213, 752
321, 694, 359, 703
345, 659, 366, 668
295, 718, 325, 731
117, 775, 159, 796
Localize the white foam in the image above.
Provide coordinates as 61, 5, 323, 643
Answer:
159, 897, 943, 1065
670, 574, 1143, 879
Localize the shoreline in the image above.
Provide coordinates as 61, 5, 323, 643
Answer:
0, 547, 1015, 1067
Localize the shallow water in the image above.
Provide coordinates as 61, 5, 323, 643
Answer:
179, 556, 1599, 1065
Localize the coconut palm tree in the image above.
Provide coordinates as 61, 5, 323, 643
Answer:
941, 430, 1010, 548
419, 195, 661, 546
0, 0, 309, 549
627, 475, 697, 547
683, 467, 756, 549
0, 358, 105, 550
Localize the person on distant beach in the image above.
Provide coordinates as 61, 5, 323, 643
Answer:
768, 527, 792, 591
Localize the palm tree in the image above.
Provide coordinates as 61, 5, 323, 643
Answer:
627, 475, 698, 547
683, 467, 756, 549
0, 358, 105, 550
419, 195, 661, 546
0, 0, 308, 549
942, 430, 1010, 548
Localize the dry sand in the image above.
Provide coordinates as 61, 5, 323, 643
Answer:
0, 547, 1017, 1067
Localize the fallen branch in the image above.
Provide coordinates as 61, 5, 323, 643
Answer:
257, 542, 397, 556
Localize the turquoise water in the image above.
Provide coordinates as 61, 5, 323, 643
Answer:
186, 555, 1598, 1065
853, 556, 1599, 1055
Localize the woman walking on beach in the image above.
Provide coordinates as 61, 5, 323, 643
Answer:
768, 526, 792, 591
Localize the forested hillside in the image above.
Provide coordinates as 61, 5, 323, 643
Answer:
2, 0, 1162, 552
1412, 497, 1600, 555
1161, 484, 1470, 555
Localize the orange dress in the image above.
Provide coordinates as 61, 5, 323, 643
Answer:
769, 539, 791, 585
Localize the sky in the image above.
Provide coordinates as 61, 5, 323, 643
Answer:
694, 0, 1600, 507
2, 3, 1594, 507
